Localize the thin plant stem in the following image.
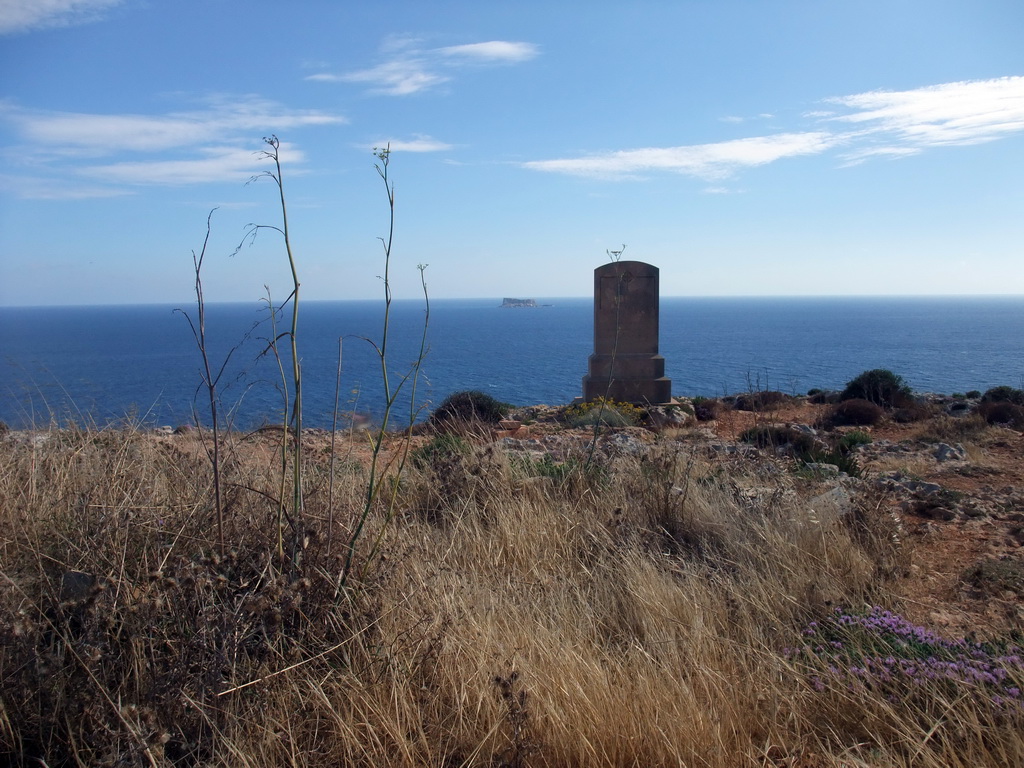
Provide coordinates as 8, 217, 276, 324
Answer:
328, 336, 342, 555
341, 146, 429, 588
176, 209, 225, 554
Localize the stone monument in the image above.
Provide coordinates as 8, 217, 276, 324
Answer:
582, 260, 672, 404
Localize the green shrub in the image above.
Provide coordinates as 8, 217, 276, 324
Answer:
733, 391, 792, 412
838, 430, 872, 451
806, 449, 862, 477
740, 425, 861, 476
411, 433, 469, 470
828, 398, 884, 427
840, 369, 913, 408
429, 390, 510, 427
565, 398, 642, 428
739, 425, 816, 455
965, 390, 981, 399
980, 386, 1024, 406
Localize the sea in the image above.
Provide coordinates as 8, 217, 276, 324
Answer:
1, 296, 1023, 431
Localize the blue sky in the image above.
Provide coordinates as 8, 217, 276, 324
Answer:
1, 0, 1022, 306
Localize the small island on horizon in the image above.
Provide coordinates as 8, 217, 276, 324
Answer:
500, 297, 552, 308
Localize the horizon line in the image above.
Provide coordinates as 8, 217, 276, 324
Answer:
2, 293, 1024, 310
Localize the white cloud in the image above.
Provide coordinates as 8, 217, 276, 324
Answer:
313, 60, 448, 96
524, 77, 1024, 182
371, 135, 452, 153
309, 38, 539, 96
0, 172, 133, 199
437, 41, 539, 63
0, 0, 125, 34
0, 96, 342, 196
838, 146, 921, 167
827, 76, 1024, 149
79, 145, 294, 185
2, 96, 345, 152
524, 132, 837, 179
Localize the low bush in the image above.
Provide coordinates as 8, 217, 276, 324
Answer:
691, 396, 722, 421
740, 425, 862, 476
966, 390, 982, 399
734, 390, 792, 412
740, 425, 817, 456
977, 400, 1024, 430
827, 398, 885, 427
838, 430, 872, 451
565, 397, 643, 427
429, 390, 510, 428
890, 400, 933, 424
808, 390, 841, 404
980, 386, 1024, 406
411, 433, 469, 470
840, 369, 913, 408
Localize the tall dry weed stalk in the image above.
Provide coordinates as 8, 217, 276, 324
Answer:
176, 209, 245, 556
242, 135, 305, 568
340, 145, 430, 588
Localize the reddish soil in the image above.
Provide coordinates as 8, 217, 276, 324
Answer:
709, 400, 1024, 639
303, 397, 1023, 640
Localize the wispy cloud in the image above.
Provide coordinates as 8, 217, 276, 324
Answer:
0, 0, 126, 34
2, 96, 344, 152
371, 135, 452, 153
308, 38, 539, 96
437, 41, 539, 63
309, 60, 448, 96
0, 172, 132, 200
525, 76, 1024, 179
78, 145, 304, 185
0, 96, 344, 196
826, 76, 1024, 161
524, 133, 837, 180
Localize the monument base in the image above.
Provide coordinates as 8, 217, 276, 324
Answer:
582, 376, 673, 405
583, 352, 672, 404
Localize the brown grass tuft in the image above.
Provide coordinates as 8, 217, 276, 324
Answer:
0, 424, 1020, 766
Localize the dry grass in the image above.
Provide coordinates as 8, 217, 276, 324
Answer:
1, 424, 1021, 767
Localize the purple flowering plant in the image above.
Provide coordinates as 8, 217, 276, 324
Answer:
788, 606, 1024, 715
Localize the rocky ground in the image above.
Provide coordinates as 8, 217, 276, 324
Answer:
496, 396, 1024, 641
10, 394, 1020, 641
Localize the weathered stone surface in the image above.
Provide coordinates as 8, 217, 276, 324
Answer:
808, 485, 855, 521
646, 405, 694, 429
934, 442, 967, 462
582, 261, 672, 404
